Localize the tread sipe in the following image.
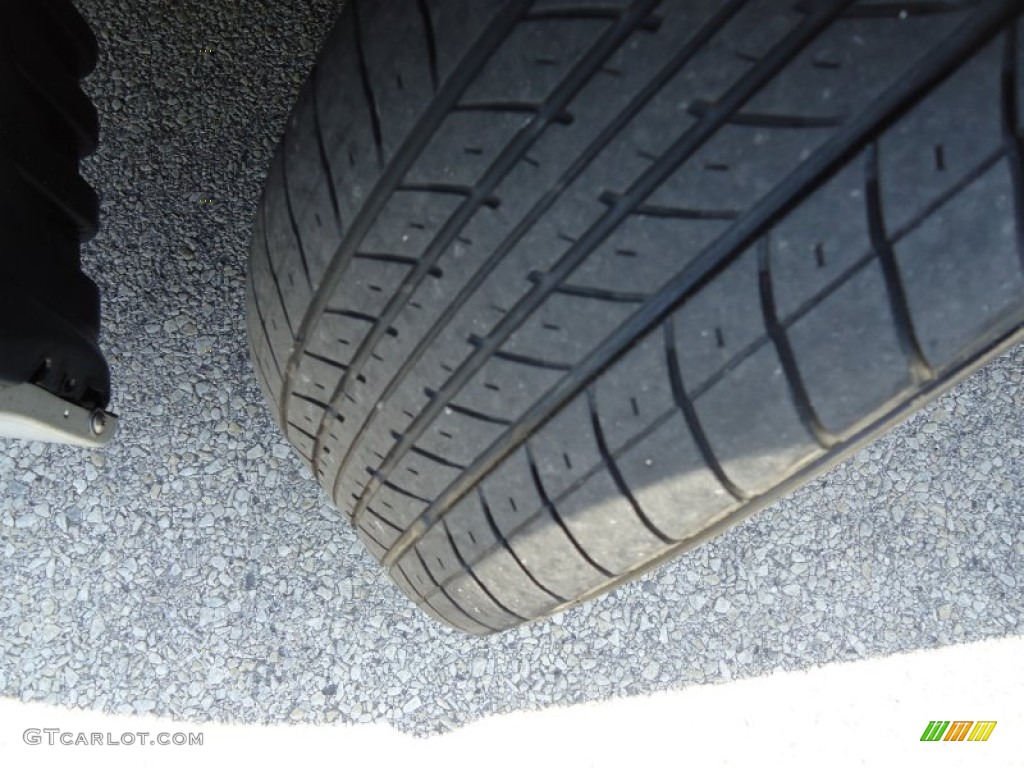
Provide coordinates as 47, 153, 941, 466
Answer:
247, 0, 1024, 634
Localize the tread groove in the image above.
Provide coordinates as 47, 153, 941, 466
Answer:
311, 63, 343, 230
417, 0, 440, 92
586, 387, 675, 543
351, 0, 385, 166
322, 307, 381, 324
396, 182, 502, 208
303, 350, 349, 371
525, 6, 662, 32
281, 129, 314, 290
478, 487, 570, 603
757, 237, 837, 448
663, 319, 750, 501
600, 190, 741, 220
687, 99, 845, 128
836, 1, 981, 19
440, 401, 514, 427
291, 391, 331, 410
554, 283, 649, 303
453, 101, 576, 125
442, 520, 529, 621
864, 142, 936, 381
365, 506, 403, 533
261, 207, 298, 337
489, 347, 573, 371
248, 278, 285, 376
288, 421, 319, 442
525, 445, 616, 578
383, 480, 433, 505
406, 442, 468, 470
413, 547, 500, 633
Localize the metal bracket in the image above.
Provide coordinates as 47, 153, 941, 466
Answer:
0, 381, 118, 448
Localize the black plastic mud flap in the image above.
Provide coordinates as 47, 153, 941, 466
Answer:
0, 0, 116, 446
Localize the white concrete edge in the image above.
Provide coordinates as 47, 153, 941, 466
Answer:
0, 634, 1020, 767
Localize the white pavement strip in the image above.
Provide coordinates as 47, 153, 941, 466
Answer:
0, 635, 1020, 768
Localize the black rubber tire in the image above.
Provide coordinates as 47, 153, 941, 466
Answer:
0, 0, 109, 409
247, 0, 1024, 635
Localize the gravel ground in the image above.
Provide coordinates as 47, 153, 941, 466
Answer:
0, 0, 1022, 737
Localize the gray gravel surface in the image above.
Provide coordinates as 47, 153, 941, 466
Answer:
1, 0, 1022, 736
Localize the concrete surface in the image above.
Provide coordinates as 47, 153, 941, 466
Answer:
1, 635, 1021, 767
0, 0, 1021, 746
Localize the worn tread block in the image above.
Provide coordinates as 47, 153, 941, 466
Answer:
617, 411, 739, 541
451, 354, 564, 423
280, 80, 345, 288
438, 568, 524, 631
747, 13, 969, 122
396, 406, 504, 469
359, 190, 462, 257
445, 494, 566, 617
418, 525, 523, 629
554, 468, 670, 573
462, 18, 612, 104
894, 161, 1024, 370
694, 343, 823, 494
528, 397, 605, 499
566, 216, 730, 297
285, 423, 315, 460
593, 331, 675, 454
673, 247, 765, 395
330, 258, 418, 318
389, 565, 455, 628
249, 210, 298, 360
262, 155, 316, 329
646, 123, 835, 215
354, 0, 436, 160
428, 0, 522, 87
500, 292, 635, 366
396, 550, 493, 634
390, 449, 463, 500
500, 508, 609, 598
769, 158, 872, 319
787, 261, 915, 436
359, 510, 402, 549
364, 484, 429, 530
879, 39, 1005, 235
357, 527, 388, 561
292, 356, 346, 406
405, 111, 533, 187
310, 6, 387, 218
481, 447, 610, 596
287, 392, 328, 440
302, 311, 366, 368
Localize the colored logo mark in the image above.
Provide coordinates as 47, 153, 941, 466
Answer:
921, 721, 997, 742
